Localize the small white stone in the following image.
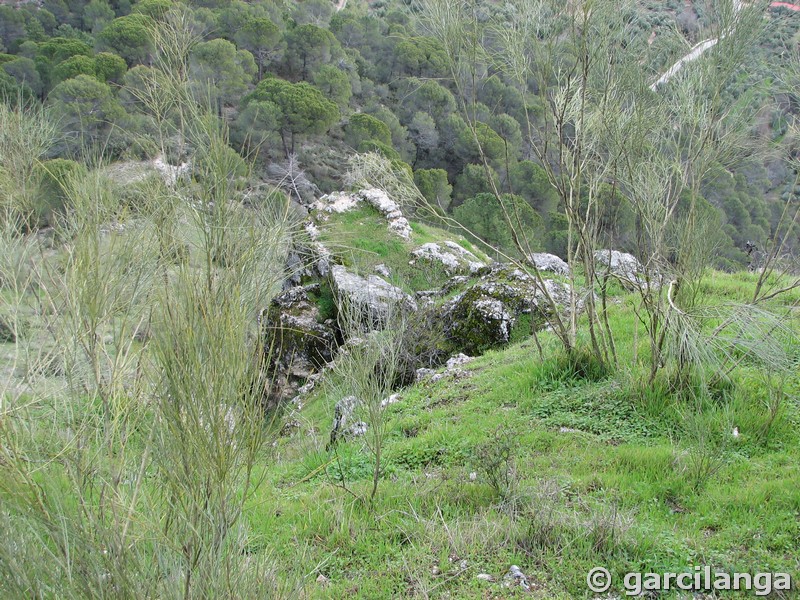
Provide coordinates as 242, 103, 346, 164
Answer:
380, 393, 401, 407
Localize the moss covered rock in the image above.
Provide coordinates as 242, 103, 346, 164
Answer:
264, 283, 339, 404
441, 264, 576, 355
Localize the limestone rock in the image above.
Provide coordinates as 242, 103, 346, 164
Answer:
264, 284, 338, 404
359, 188, 413, 240
504, 565, 530, 591
594, 249, 649, 289
313, 188, 413, 240
445, 353, 474, 369
329, 395, 367, 447
330, 265, 416, 325
414, 353, 475, 384
411, 241, 485, 275
313, 191, 360, 215
441, 264, 578, 354
374, 263, 391, 278
528, 252, 570, 276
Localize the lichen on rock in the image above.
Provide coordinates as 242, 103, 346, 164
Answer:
441, 264, 579, 354
411, 241, 485, 275
329, 265, 417, 326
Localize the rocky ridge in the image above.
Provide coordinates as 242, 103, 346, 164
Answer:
268, 188, 639, 441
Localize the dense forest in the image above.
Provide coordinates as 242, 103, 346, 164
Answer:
1, 0, 799, 266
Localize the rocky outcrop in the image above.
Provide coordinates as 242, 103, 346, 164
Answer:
303, 221, 331, 277
411, 241, 485, 275
264, 284, 339, 404
441, 264, 577, 354
594, 249, 650, 289
330, 265, 417, 324
313, 188, 412, 240
359, 188, 413, 240
313, 191, 360, 215
528, 253, 570, 276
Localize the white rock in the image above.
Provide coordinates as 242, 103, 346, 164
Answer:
529, 252, 570, 276
594, 249, 657, 289
330, 265, 417, 321
304, 221, 321, 241
381, 393, 401, 407
313, 188, 413, 240
445, 353, 474, 369
415, 368, 436, 382
314, 191, 360, 214
476, 573, 494, 582
504, 565, 530, 591
359, 188, 413, 240
374, 263, 391, 278
412, 242, 485, 274
473, 298, 513, 342
152, 154, 190, 186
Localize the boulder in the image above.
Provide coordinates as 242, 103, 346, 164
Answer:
594, 249, 648, 288
264, 284, 339, 404
441, 264, 577, 354
411, 241, 485, 275
330, 265, 417, 325
528, 252, 570, 276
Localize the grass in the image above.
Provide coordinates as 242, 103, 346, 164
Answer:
2, 172, 798, 597
242, 270, 800, 598
317, 204, 488, 293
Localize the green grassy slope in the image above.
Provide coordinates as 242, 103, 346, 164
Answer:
316, 204, 488, 293
247, 271, 800, 598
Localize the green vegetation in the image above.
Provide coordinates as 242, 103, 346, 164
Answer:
318, 203, 484, 293
1, 0, 799, 598
251, 270, 799, 598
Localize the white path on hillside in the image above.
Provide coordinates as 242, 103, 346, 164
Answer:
650, 0, 743, 91
650, 38, 719, 90
336, 0, 346, 11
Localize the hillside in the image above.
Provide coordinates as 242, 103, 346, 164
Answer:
253, 201, 800, 598
2, 172, 800, 598
1, 0, 800, 598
